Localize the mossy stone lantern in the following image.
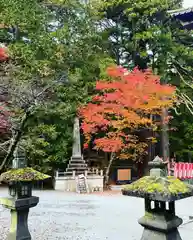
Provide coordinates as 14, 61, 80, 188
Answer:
1, 167, 50, 199
1, 146, 50, 199
8, 146, 30, 199
122, 156, 193, 240
0, 146, 51, 240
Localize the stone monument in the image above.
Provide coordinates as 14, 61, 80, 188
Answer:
54, 117, 104, 192
72, 117, 82, 159
64, 117, 88, 176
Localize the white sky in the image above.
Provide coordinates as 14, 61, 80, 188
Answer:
183, 0, 192, 8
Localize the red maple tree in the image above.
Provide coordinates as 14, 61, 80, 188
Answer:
0, 46, 9, 62
79, 66, 176, 162
0, 46, 10, 133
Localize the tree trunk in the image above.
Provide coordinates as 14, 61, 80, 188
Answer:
0, 81, 52, 172
161, 108, 170, 162
104, 152, 115, 188
0, 112, 30, 171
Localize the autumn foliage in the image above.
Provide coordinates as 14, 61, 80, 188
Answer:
79, 66, 176, 161
0, 47, 9, 62
0, 46, 10, 132
0, 105, 10, 133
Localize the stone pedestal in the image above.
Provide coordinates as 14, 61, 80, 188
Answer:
139, 199, 182, 240
0, 196, 39, 240
57, 117, 104, 192
54, 174, 104, 192
63, 117, 89, 176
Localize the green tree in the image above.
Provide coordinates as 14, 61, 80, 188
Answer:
98, 0, 193, 162
169, 107, 193, 161
0, 0, 113, 172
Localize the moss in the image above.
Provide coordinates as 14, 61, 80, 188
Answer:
144, 211, 154, 220
0, 167, 51, 182
122, 176, 192, 196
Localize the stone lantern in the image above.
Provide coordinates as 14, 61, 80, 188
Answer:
122, 156, 193, 240
8, 146, 34, 200
0, 146, 50, 240
8, 180, 32, 199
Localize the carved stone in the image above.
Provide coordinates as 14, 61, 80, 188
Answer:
72, 117, 82, 158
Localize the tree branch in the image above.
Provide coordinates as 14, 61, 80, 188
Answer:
0, 140, 11, 153
177, 92, 193, 115
0, 112, 30, 171
173, 63, 193, 90
0, 74, 67, 170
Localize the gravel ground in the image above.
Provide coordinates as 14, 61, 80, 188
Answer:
0, 188, 193, 240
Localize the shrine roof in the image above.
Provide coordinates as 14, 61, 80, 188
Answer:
168, 7, 193, 30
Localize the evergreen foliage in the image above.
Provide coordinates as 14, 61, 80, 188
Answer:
0, 0, 113, 172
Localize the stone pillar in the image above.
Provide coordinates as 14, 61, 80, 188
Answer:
1, 196, 39, 240
72, 117, 82, 158
161, 108, 170, 162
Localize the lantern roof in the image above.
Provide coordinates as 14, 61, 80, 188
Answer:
122, 176, 193, 202
0, 167, 51, 182
122, 156, 193, 202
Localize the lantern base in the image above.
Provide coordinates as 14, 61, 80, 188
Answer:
0, 196, 39, 240
140, 228, 182, 240
139, 211, 182, 240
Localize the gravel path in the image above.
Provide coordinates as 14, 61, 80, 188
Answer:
0, 188, 192, 239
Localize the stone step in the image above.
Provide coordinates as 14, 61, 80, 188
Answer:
66, 167, 88, 171
68, 163, 87, 168
64, 171, 87, 176
67, 164, 88, 169
70, 160, 86, 164
71, 156, 83, 160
